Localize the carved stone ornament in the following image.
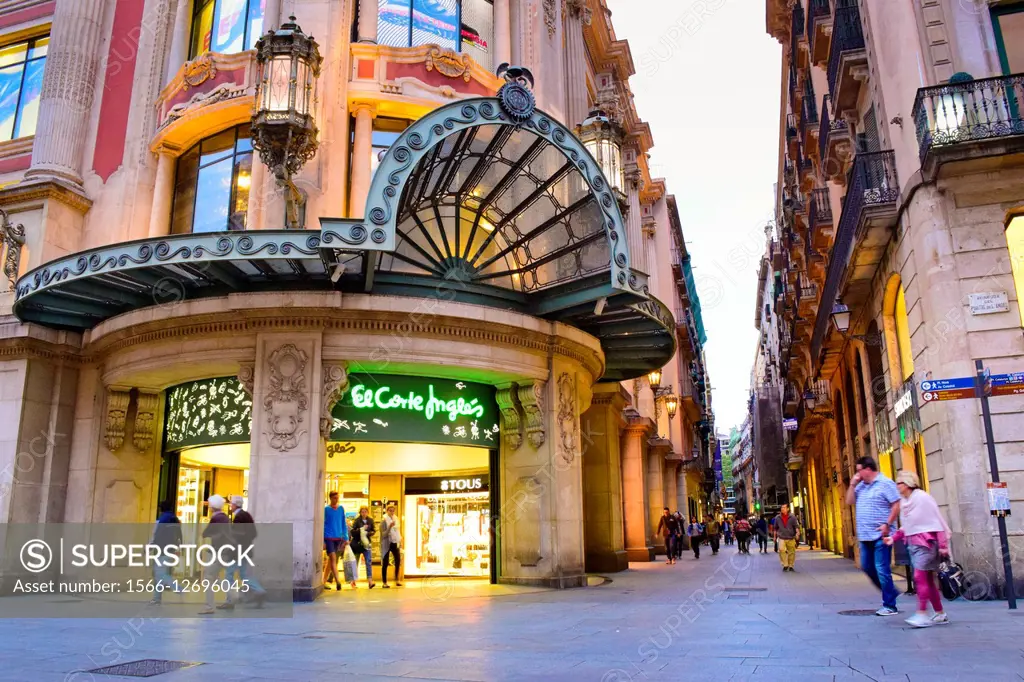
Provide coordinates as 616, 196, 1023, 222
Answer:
1, 208, 25, 292
238, 363, 255, 398
182, 52, 218, 89
556, 373, 579, 464
133, 391, 160, 452
495, 385, 525, 450
264, 344, 310, 452
518, 381, 546, 449
426, 46, 473, 82
105, 387, 131, 452
543, 0, 558, 37
162, 82, 248, 128
564, 0, 592, 24
320, 364, 350, 439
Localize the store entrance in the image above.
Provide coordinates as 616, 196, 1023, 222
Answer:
324, 442, 496, 580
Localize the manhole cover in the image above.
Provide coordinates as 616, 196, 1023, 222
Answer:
724, 587, 768, 592
85, 659, 203, 677
838, 609, 878, 616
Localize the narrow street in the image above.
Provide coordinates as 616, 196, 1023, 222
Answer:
4, 548, 1023, 682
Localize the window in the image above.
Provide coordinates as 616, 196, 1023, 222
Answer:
0, 35, 47, 142
1008, 212, 1024, 328
171, 125, 253, 234
992, 4, 1024, 75
190, 0, 266, 59
377, 0, 493, 69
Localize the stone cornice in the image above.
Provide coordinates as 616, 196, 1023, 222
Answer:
0, 177, 92, 214
623, 413, 656, 435
84, 308, 606, 383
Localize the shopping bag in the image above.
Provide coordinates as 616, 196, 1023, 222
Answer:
342, 544, 357, 583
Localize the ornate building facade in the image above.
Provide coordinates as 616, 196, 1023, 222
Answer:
766, 0, 1024, 591
0, 0, 710, 596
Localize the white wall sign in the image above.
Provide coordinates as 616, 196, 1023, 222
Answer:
969, 292, 1009, 315
893, 389, 914, 419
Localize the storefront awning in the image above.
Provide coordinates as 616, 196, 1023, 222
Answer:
13, 88, 674, 380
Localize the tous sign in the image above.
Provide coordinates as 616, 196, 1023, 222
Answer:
440, 478, 484, 492
349, 383, 485, 422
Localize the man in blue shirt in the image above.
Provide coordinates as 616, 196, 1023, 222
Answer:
846, 456, 902, 616
323, 491, 350, 590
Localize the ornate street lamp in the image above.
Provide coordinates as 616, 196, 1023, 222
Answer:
577, 109, 625, 197
829, 301, 884, 346
647, 368, 663, 390
251, 16, 323, 229
665, 394, 679, 419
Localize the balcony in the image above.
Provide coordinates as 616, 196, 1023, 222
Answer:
671, 247, 684, 281
819, 94, 852, 180
811, 151, 899, 372
798, 144, 815, 190
791, 2, 807, 70
827, 0, 867, 116
801, 78, 819, 153
807, 0, 832, 65
911, 73, 1024, 178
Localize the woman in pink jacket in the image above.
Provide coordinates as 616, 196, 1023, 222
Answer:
884, 470, 952, 628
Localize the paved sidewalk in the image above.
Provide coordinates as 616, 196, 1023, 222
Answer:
2, 547, 1024, 681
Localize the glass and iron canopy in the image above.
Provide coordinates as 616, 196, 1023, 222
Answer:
13, 76, 675, 381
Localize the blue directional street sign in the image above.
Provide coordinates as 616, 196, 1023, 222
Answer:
920, 377, 976, 403
990, 373, 1024, 397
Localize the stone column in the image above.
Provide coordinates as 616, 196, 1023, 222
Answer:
493, 0, 512, 67
664, 462, 677, 515
357, 0, 378, 43
581, 384, 629, 573
165, 0, 192, 85
646, 442, 666, 554
348, 103, 376, 218
264, 0, 283, 29
246, 159, 268, 230
622, 414, 654, 561
246, 335, 328, 601
25, 0, 106, 186
148, 149, 176, 238
625, 165, 648, 275
562, 0, 591, 128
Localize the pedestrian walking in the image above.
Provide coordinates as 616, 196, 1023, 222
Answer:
199, 494, 231, 615
705, 515, 721, 555
755, 514, 769, 553
657, 508, 680, 564
672, 512, 686, 559
772, 503, 800, 571
686, 517, 704, 559
723, 518, 733, 546
847, 456, 902, 616
149, 501, 182, 605
883, 471, 952, 627
227, 495, 266, 607
734, 516, 751, 554
350, 505, 376, 588
323, 491, 350, 589
380, 504, 403, 587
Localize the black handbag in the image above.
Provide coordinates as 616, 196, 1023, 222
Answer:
938, 559, 965, 600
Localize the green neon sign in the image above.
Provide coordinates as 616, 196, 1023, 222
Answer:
331, 374, 498, 448
349, 383, 486, 421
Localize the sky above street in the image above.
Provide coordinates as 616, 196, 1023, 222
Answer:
605, 0, 782, 433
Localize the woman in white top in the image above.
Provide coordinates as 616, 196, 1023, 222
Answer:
380, 504, 402, 587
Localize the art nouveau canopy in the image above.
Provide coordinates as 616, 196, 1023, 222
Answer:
13, 87, 675, 381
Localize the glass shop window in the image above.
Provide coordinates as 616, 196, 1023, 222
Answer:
377, 0, 494, 70
0, 35, 48, 142
171, 124, 254, 234
190, 0, 266, 59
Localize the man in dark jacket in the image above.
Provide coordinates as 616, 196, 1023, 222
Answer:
150, 501, 181, 604
199, 494, 231, 614
228, 495, 266, 607
350, 506, 376, 588
656, 508, 680, 564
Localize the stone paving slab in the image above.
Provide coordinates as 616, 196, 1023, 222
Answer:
2, 548, 1024, 680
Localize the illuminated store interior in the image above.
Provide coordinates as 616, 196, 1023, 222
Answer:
160, 373, 499, 580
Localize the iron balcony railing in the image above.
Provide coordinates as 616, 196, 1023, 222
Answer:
803, 77, 819, 127
911, 72, 1024, 163
819, 94, 849, 171
787, 112, 798, 139
811, 150, 899, 361
807, 0, 831, 49
791, 1, 805, 65
827, 0, 866, 98
810, 187, 832, 231
790, 66, 799, 110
